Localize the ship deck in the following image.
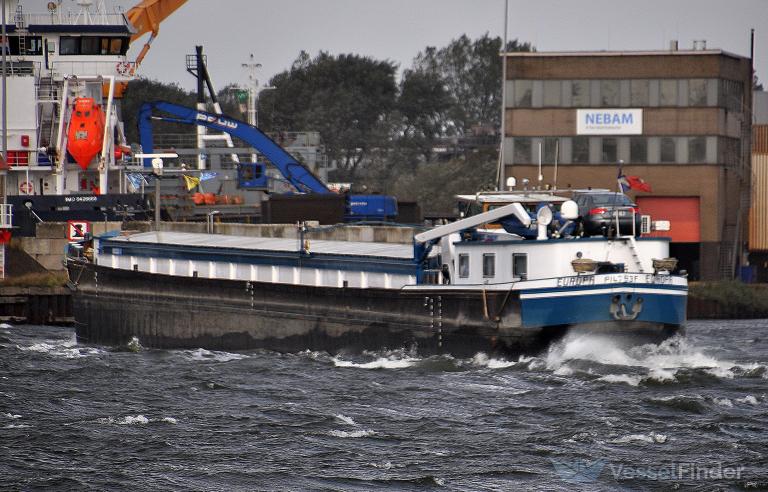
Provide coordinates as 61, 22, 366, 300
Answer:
105, 231, 417, 260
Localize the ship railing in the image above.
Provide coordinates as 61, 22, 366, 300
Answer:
0, 60, 36, 76
50, 60, 133, 79
611, 206, 637, 238
18, 12, 128, 27
421, 269, 444, 285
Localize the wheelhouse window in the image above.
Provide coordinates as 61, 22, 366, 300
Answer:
482, 253, 495, 278
59, 36, 79, 55
458, 254, 470, 278
80, 36, 100, 55
101, 37, 128, 55
60, 36, 129, 55
513, 253, 528, 280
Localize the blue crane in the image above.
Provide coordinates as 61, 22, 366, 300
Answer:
138, 101, 330, 193
137, 101, 397, 221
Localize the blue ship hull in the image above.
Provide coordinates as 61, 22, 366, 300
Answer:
520, 282, 687, 328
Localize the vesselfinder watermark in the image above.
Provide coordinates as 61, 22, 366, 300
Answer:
551, 459, 745, 484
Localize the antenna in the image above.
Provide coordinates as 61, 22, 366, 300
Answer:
553, 139, 559, 191
537, 141, 543, 189
495, 0, 509, 190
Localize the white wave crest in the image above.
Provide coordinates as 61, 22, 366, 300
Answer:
0, 323, 12, 329
98, 414, 150, 425
544, 332, 765, 384
470, 352, 517, 369
713, 397, 734, 408
598, 374, 642, 386
332, 355, 418, 369
335, 414, 357, 426
3, 413, 22, 419
736, 395, 760, 405
614, 431, 668, 444
328, 429, 375, 438
553, 365, 574, 376
4, 423, 31, 429
17, 339, 103, 359
183, 348, 248, 362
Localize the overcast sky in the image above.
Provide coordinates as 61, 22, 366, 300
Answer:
107, 0, 767, 91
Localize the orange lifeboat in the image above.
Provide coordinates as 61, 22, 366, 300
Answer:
67, 98, 106, 170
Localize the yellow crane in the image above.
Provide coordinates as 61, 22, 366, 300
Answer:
126, 0, 189, 71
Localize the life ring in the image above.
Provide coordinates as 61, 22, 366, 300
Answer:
19, 181, 33, 194
116, 62, 131, 76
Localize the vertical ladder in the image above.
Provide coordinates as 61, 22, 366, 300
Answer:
626, 236, 645, 273
14, 4, 26, 56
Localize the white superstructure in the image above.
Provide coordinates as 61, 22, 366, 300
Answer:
1, 0, 135, 197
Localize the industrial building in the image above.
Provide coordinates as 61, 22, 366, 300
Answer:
501, 47, 753, 280
748, 91, 768, 280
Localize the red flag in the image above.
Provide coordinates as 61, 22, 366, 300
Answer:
626, 176, 652, 192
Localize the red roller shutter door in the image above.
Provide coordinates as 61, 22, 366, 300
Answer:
636, 197, 700, 242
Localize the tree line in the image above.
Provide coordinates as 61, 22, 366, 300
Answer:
122, 34, 533, 214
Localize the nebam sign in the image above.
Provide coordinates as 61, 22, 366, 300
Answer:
576, 109, 642, 135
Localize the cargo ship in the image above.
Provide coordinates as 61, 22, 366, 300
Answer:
0, 0, 189, 229
67, 195, 687, 356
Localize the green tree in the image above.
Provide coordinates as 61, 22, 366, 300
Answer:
411, 34, 533, 135
397, 68, 452, 163
121, 77, 196, 144
258, 51, 398, 179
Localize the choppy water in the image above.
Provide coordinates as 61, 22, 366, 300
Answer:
1, 320, 767, 491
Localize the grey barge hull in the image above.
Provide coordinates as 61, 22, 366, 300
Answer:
69, 262, 679, 356
70, 262, 565, 356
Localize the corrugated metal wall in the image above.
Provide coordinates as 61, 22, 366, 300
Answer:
754, 126, 768, 154
750, 154, 768, 251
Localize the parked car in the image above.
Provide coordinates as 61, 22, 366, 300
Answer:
572, 190, 642, 237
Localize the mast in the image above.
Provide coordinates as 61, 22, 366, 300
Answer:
495, 0, 509, 190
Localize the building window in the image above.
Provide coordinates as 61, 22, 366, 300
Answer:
660, 79, 678, 106
544, 137, 559, 163
571, 80, 589, 107
602, 137, 618, 163
688, 137, 706, 163
720, 137, 741, 166
513, 138, 531, 164
514, 80, 533, 107
458, 254, 470, 278
630, 80, 650, 106
600, 80, 620, 106
689, 79, 708, 106
719, 79, 744, 112
513, 253, 527, 280
543, 80, 561, 107
660, 137, 676, 162
630, 137, 647, 163
572, 137, 590, 163
483, 253, 495, 278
